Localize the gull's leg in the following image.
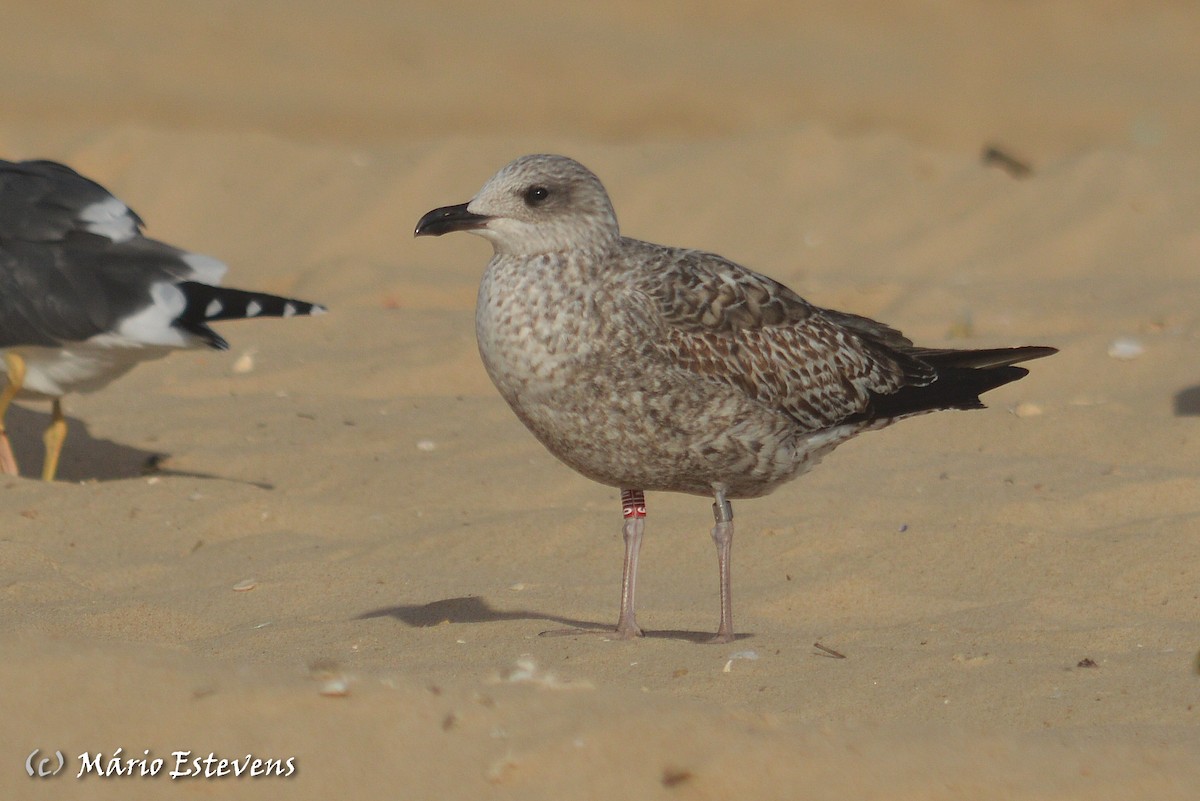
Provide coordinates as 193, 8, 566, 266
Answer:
614, 488, 647, 639
710, 489, 735, 644
0, 352, 27, 476
41, 398, 67, 482
539, 488, 647, 639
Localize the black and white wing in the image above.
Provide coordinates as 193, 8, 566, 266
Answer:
0, 159, 322, 351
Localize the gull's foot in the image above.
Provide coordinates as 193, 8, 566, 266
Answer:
615, 621, 644, 640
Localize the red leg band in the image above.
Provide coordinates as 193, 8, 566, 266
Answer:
621, 489, 647, 519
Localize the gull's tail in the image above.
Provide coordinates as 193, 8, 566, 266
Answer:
858, 345, 1057, 421
173, 281, 327, 350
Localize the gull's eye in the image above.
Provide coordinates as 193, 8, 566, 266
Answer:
523, 185, 550, 206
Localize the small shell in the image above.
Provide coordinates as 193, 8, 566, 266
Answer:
1013, 402, 1043, 418
232, 579, 257, 592
310, 660, 352, 697
722, 650, 760, 672
231, 349, 257, 374
1107, 337, 1145, 360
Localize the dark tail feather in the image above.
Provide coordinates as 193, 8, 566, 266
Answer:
852, 345, 1056, 422
174, 281, 327, 350
862, 364, 1029, 420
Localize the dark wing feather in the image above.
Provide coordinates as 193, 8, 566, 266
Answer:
639, 245, 935, 429
906, 346, 1059, 369
0, 233, 220, 346
0, 160, 230, 346
852, 346, 1057, 420
0, 159, 143, 243
0, 246, 69, 345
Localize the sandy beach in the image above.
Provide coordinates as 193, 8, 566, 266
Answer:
2, 2, 1199, 798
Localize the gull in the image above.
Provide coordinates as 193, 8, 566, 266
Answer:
415, 154, 1054, 643
0, 159, 325, 481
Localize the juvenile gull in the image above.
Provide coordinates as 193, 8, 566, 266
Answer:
415, 154, 1055, 643
0, 159, 326, 481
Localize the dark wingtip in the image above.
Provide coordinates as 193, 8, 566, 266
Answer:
182, 323, 229, 351
851, 363, 1033, 424
173, 282, 326, 349
1014, 345, 1058, 362
913, 345, 1059, 370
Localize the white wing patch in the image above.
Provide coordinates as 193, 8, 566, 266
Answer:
112, 282, 193, 347
180, 252, 229, 285
205, 299, 223, 318
78, 197, 139, 242
246, 300, 262, 317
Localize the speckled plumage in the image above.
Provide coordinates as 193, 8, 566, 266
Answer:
416, 154, 1055, 642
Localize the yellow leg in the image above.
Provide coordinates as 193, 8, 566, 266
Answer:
41, 398, 67, 482
0, 352, 26, 476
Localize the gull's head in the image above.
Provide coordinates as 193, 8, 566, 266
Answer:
414, 154, 620, 256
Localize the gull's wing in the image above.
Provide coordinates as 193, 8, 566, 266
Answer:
0, 159, 143, 244
0, 160, 227, 346
633, 243, 935, 430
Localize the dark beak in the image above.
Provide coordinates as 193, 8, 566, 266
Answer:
414, 202, 491, 237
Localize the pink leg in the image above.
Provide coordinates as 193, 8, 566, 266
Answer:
709, 490, 735, 644
539, 488, 647, 639
614, 489, 646, 638
0, 434, 16, 476
0, 353, 26, 477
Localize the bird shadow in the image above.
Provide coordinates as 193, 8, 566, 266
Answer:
3, 404, 272, 488
1173, 386, 1200, 416
356, 595, 751, 643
